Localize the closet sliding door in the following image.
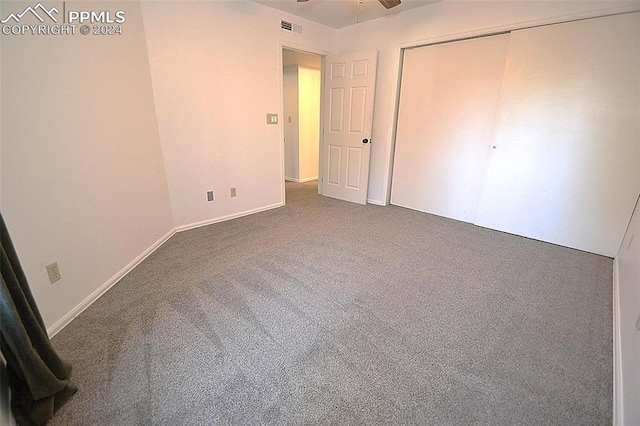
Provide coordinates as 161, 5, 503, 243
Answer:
474, 13, 640, 256
391, 34, 509, 223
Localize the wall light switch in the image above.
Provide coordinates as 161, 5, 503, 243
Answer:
266, 114, 278, 124
207, 191, 214, 202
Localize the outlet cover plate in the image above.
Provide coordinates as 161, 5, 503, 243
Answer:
46, 262, 61, 284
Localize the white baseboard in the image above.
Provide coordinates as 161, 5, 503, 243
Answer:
285, 177, 318, 183
367, 198, 386, 206
46, 228, 176, 338
175, 203, 283, 232
46, 203, 286, 337
612, 258, 623, 426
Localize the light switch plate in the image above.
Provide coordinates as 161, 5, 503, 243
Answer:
266, 114, 278, 124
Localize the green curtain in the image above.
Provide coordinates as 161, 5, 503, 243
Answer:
0, 213, 76, 425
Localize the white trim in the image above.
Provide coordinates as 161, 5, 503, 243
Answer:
46, 202, 286, 337
278, 41, 329, 205
285, 176, 318, 183
382, 44, 405, 206
46, 228, 176, 338
397, 7, 640, 51
613, 257, 624, 426
367, 198, 386, 206
175, 203, 283, 232
279, 41, 330, 58
278, 44, 287, 207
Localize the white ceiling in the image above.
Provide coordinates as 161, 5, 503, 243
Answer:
252, 0, 439, 29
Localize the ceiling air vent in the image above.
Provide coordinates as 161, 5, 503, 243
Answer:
280, 20, 302, 34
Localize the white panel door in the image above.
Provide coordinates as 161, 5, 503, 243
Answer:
474, 13, 640, 256
322, 50, 377, 204
391, 35, 510, 222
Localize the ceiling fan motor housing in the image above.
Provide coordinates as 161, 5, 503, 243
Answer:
378, 0, 401, 8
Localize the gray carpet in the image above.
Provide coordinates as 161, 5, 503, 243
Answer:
50, 181, 613, 425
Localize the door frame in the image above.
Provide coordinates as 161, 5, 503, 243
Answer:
278, 42, 329, 204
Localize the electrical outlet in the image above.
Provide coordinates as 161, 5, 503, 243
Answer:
230, 187, 237, 198
207, 191, 215, 202
46, 262, 61, 284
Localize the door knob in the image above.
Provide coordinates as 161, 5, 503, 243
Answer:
362, 138, 370, 144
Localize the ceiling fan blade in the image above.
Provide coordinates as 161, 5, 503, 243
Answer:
378, 0, 401, 9
297, 0, 309, 2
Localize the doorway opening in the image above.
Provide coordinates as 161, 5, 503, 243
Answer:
281, 48, 322, 193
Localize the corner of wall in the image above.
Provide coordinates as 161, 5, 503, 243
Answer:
138, 0, 175, 229
613, 192, 640, 426
47, 228, 175, 338
612, 257, 623, 426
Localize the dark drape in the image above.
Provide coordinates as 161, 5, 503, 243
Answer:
0, 213, 76, 425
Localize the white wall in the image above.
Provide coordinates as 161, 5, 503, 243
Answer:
283, 65, 320, 183
473, 13, 639, 257
284, 65, 300, 181
141, 1, 335, 227
0, 1, 174, 329
616, 196, 640, 426
298, 66, 320, 181
336, 0, 640, 204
